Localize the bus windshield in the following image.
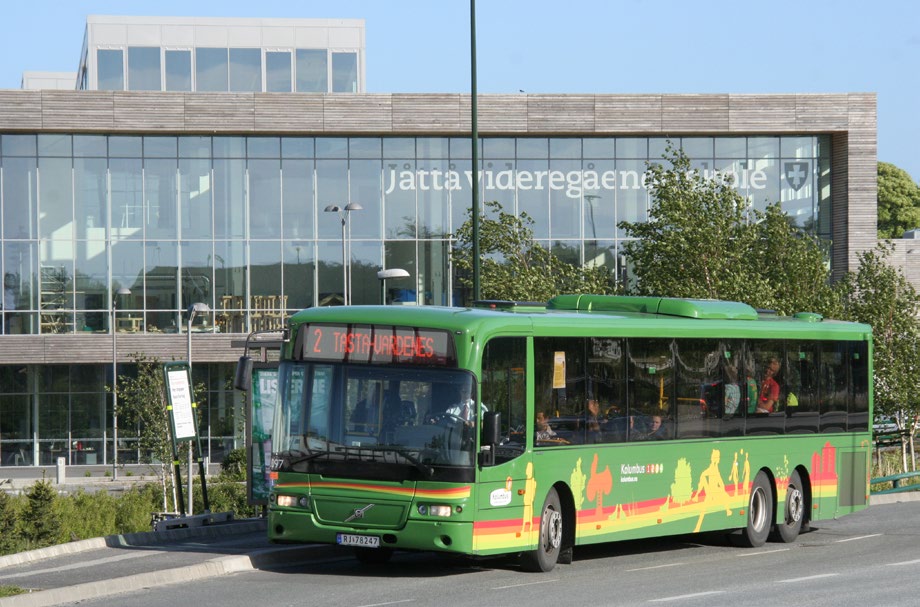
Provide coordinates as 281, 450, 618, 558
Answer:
273, 360, 479, 481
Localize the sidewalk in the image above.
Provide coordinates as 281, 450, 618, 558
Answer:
0, 517, 323, 607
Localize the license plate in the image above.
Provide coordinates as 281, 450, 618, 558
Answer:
336, 533, 380, 548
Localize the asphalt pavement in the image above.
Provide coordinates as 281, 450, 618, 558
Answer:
1, 491, 918, 607
0, 517, 320, 607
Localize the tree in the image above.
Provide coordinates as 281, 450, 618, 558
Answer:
877, 162, 920, 239
23, 479, 61, 548
837, 243, 920, 471
116, 354, 176, 512
452, 200, 615, 304
619, 146, 839, 316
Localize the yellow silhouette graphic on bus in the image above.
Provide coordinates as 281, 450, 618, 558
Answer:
521, 461, 537, 536
692, 449, 732, 532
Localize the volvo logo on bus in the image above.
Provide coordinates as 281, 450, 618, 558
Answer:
345, 504, 375, 522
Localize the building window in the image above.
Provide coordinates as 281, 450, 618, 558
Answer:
332, 52, 358, 93
127, 47, 161, 91
96, 49, 124, 91
296, 49, 327, 93
266, 51, 292, 92
196, 48, 229, 92
229, 48, 262, 92
165, 50, 192, 91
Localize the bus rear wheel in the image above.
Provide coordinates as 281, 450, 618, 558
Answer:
770, 469, 805, 543
733, 471, 773, 548
520, 488, 563, 572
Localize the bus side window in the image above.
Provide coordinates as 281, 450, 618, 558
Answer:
481, 337, 527, 460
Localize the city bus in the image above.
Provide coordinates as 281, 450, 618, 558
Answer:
241, 295, 872, 572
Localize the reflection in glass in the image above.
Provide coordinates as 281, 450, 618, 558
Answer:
229, 48, 261, 92
418, 159, 450, 238
3, 157, 38, 239
145, 241, 178, 333
180, 240, 213, 310
517, 159, 549, 239
332, 52, 358, 93
145, 158, 178, 239
249, 159, 281, 239
128, 47, 161, 91
38, 134, 72, 157
180, 158, 212, 239
385, 159, 415, 239
349, 240, 382, 305
213, 159, 246, 239
266, 51, 292, 92
38, 158, 73, 240
296, 49, 327, 92
97, 49, 124, 90
110, 158, 143, 237
616, 159, 648, 237
282, 159, 313, 239
583, 159, 615, 240
282, 241, 313, 310
165, 50, 192, 91
196, 48, 229, 92
349, 159, 382, 239
549, 159, 581, 239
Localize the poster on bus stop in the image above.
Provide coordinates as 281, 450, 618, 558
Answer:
248, 366, 278, 505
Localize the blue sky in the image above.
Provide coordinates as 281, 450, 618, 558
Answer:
2, 0, 918, 181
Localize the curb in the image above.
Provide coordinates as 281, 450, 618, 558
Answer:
0, 518, 266, 570
0, 544, 320, 607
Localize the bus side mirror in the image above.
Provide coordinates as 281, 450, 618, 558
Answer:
479, 412, 501, 467
234, 356, 252, 391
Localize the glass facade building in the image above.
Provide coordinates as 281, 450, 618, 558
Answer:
0, 78, 877, 469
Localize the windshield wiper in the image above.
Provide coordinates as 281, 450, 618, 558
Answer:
284, 448, 332, 467
367, 446, 434, 479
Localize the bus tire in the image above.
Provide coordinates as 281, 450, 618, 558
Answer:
734, 471, 773, 548
520, 487, 563, 572
354, 547, 393, 565
770, 469, 805, 543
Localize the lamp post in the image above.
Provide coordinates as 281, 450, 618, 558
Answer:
186, 302, 209, 515
111, 286, 131, 480
376, 268, 410, 305
324, 202, 363, 305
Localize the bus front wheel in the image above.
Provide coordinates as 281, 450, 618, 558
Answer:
733, 471, 773, 548
770, 469, 805, 543
520, 488, 563, 572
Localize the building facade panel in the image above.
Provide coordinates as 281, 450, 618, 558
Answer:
0, 91, 42, 128
392, 94, 464, 132
661, 94, 730, 132
594, 95, 663, 132
728, 95, 797, 131
526, 95, 596, 132
113, 92, 187, 129
42, 91, 115, 130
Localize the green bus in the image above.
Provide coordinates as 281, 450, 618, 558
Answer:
246, 295, 872, 572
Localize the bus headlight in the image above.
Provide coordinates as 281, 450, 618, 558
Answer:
419, 504, 453, 517
275, 494, 309, 508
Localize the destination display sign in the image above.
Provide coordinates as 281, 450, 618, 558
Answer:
296, 324, 456, 366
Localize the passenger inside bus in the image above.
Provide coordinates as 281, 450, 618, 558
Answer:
757, 358, 781, 413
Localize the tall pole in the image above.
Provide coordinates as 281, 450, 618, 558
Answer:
470, 0, 481, 302
111, 287, 130, 481
111, 300, 118, 480
187, 313, 193, 515
340, 215, 347, 304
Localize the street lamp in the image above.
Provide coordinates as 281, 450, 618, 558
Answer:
376, 268, 410, 304
186, 302, 210, 515
111, 286, 131, 480
324, 202, 363, 305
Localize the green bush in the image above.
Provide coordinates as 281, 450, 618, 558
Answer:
0, 491, 25, 555
23, 479, 61, 549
